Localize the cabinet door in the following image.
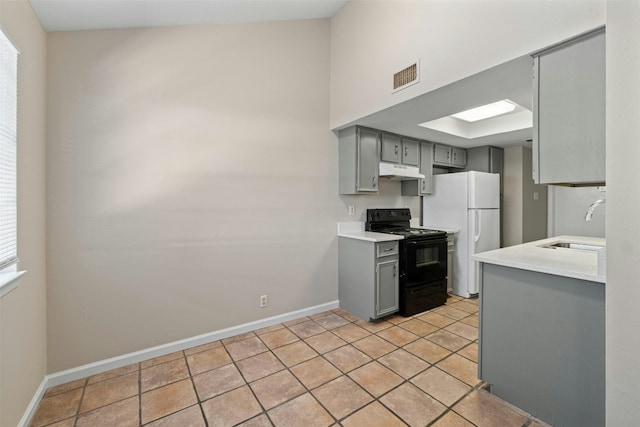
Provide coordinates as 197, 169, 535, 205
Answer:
452, 148, 467, 167
401, 141, 433, 196
419, 142, 433, 194
433, 144, 451, 165
356, 128, 380, 192
380, 133, 401, 163
401, 138, 420, 166
376, 259, 399, 317
533, 30, 605, 184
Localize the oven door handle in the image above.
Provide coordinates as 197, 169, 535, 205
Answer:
405, 239, 447, 246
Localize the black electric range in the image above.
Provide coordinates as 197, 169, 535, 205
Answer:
366, 208, 448, 316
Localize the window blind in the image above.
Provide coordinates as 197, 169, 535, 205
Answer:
0, 29, 18, 270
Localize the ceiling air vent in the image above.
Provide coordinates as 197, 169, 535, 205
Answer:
393, 61, 420, 93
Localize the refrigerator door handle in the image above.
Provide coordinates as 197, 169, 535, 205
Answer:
474, 210, 482, 243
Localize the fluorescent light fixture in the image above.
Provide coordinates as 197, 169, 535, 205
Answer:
418, 99, 532, 139
451, 99, 516, 122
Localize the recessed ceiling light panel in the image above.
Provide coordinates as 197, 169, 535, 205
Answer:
451, 99, 516, 122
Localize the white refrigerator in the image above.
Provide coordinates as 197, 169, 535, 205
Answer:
423, 171, 500, 298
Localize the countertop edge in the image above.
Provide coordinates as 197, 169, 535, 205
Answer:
473, 235, 606, 284
338, 231, 404, 242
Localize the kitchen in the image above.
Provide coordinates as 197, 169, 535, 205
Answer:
1, 1, 639, 426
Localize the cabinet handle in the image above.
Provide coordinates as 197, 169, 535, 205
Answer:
395, 145, 399, 155
404, 146, 408, 157
372, 176, 377, 188
422, 180, 425, 191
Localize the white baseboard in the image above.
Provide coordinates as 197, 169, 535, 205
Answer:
46, 300, 339, 389
17, 376, 48, 427
19, 300, 339, 425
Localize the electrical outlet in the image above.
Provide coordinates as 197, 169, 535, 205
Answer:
348, 205, 355, 216
260, 295, 268, 308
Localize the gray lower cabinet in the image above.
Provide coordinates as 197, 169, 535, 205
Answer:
339, 238, 399, 320
402, 142, 434, 195
532, 28, 605, 185
339, 126, 380, 194
478, 263, 604, 427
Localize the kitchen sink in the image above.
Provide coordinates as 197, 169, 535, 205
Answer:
541, 242, 605, 252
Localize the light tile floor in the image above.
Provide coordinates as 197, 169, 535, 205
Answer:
30, 295, 549, 427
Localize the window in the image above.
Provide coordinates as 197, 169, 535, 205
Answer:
0, 28, 18, 271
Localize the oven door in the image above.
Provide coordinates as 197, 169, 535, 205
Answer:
403, 237, 447, 287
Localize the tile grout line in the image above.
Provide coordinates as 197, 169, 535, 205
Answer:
137, 363, 142, 426
35, 297, 484, 427
180, 349, 211, 427
232, 332, 287, 427
260, 309, 455, 426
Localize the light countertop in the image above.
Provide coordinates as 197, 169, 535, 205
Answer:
337, 222, 403, 242
337, 222, 456, 242
338, 231, 404, 242
473, 235, 606, 283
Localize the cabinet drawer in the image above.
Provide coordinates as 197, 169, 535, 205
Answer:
377, 241, 398, 258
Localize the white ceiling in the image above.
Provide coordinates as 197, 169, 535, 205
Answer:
28, 0, 349, 32
346, 54, 535, 148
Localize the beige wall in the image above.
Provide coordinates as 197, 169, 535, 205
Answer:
521, 147, 547, 243
0, 0, 47, 425
502, 147, 547, 247
330, 0, 605, 129
45, 20, 420, 372
8, 0, 640, 421
46, 20, 339, 371
503, 147, 524, 246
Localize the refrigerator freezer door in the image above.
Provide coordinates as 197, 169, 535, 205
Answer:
467, 209, 500, 294
468, 171, 500, 209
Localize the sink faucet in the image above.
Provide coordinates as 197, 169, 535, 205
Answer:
585, 198, 606, 221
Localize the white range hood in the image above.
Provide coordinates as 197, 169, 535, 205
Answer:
379, 162, 425, 180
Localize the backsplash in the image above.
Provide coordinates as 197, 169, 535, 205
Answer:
338, 179, 421, 223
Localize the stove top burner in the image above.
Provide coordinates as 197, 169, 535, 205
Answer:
378, 227, 447, 239
364, 208, 447, 240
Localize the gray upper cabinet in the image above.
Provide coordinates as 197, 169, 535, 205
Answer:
433, 144, 467, 168
402, 141, 434, 196
465, 146, 504, 174
451, 147, 467, 168
380, 133, 401, 163
381, 133, 419, 167
401, 138, 419, 166
339, 126, 380, 194
433, 144, 452, 165
533, 29, 605, 185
